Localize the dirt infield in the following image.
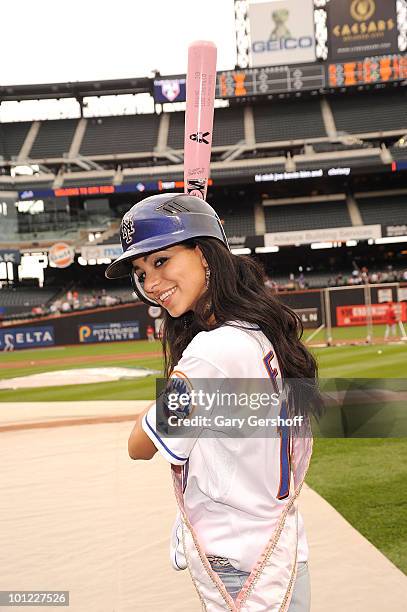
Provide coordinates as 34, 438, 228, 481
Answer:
1, 416, 405, 611
1, 351, 163, 370
0, 413, 136, 433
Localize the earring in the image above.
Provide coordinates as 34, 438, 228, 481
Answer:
205, 267, 211, 288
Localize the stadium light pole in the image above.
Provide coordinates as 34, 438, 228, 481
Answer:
234, 0, 251, 69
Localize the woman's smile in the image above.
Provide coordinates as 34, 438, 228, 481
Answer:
132, 244, 208, 317
158, 286, 177, 305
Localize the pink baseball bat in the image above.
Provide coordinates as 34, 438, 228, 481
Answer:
184, 40, 217, 200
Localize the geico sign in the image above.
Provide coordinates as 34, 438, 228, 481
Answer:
252, 37, 313, 53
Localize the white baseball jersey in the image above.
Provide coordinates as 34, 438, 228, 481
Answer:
142, 322, 309, 573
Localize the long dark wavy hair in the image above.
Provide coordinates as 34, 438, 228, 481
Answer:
161, 237, 322, 418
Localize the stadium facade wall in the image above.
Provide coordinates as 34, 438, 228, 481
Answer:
1, 284, 406, 351
277, 289, 323, 327
0, 303, 156, 351
277, 285, 404, 328
327, 284, 400, 326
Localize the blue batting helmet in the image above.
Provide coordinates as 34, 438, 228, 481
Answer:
105, 193, 229, 305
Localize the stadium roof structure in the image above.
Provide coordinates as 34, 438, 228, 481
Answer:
0, 76, 152, 102
0, 84, 406, 199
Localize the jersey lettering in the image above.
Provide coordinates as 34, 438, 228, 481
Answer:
263, 350, 279, 393
263, 350, 291, 499
277, 399, 291, 500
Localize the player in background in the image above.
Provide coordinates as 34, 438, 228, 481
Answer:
384, 301, 398, 340
146, 324, 155, 342
106, 193, 322, 611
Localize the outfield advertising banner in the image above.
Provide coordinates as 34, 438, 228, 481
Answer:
336, 303, 407, 326
249, 0, 316, 67
0, 326, 55, 351
293, 307, 320, 328
78, 321, 140, 343
328, 0, 398, 60
0, 304, 149, 350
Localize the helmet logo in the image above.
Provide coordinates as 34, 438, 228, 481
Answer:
121, 216, 135, 245
156, 200, 190, 214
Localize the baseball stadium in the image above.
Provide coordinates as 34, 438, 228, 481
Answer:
0, 0, 406, 610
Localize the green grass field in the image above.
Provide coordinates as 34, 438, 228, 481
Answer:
304, 322, 406, 343
0, 340, 162, 401
307, 438, 407, 574
0, 324, 406, 400
0, 329, 406, 574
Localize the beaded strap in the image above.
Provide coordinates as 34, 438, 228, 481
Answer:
207, 556, 233, 567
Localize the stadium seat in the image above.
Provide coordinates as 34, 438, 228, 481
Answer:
80, 114, 160, 155
329, 90, 407, 135
253, 99, 326, 143
264, 200, 351, 232
216, 198, 256, 237
0, 287, 61, 313
0, 121, 32, 159
167, 107, 245, 150
30, 119, 78, 158
356, 195, 407, 225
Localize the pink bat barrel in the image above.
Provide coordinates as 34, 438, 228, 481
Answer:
184, 40, 217, 200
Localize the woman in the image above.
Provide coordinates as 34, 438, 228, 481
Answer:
106, 193, 320, 611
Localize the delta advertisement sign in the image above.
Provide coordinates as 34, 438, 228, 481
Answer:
249, 0, 316, 67
337, 303, 407, 326
0, 326, 55, 351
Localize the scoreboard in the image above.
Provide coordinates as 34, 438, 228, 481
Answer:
327, 54, 407, 87
155, 53, 407, 104
216, 64, 325, 99
215, 53, 407, 101
154, 1, 406, 104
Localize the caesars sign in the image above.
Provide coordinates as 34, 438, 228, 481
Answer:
328, 0, 398, 60
249, 0, 316, 67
